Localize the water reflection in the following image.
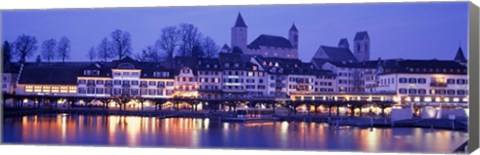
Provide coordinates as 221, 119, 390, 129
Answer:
3, 114, 468, 153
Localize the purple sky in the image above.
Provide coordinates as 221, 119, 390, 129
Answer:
2, 2, 469, 62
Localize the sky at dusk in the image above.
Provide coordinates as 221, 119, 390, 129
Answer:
1, 2, 469, 62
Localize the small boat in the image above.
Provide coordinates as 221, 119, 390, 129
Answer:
221, 108, 279, 122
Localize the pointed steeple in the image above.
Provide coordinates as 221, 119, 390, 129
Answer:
290, 23, 298, 32
234, 13, 247, 27
454, 47, 467, 63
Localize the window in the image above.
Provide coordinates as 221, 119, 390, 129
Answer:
418, 89, 426, 94
399, 88, 407, 94
408, 89, 417, 94
447, 79, 455, 84
158, 81, 165, 88
457, 79, 466, 85
131, 80, 139, 86
122, 80, 130, 85
87, 87, 95, 94
123, 72, 130, 76
132, 72, 140, 76
417, 78, 426, 84
78, 80, 86, 84
148, 81, 156, 86
157, 89, 164, 95
166, 82, 174, 86
457, 90, 466, 95
437, 89, 446, 95
78, 88, 86, 94
96, 80, 104, 85
399, 78, 407, 83
149, 89, 156, 95
447, 89, 455, 95
114, 80, 121, 85
96, 88, 104, 94
408, 78, 416, 83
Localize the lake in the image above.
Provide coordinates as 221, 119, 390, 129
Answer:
2, 114, 468, 153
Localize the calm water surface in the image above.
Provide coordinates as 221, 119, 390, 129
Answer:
2, 114, 467, 153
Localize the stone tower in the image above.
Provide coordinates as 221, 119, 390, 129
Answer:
231, 13, 248, 53
289, 24, 299, 49
353, 31, 370, 62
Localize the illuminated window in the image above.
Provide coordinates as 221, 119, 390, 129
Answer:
248, 72, 254, 77
42, 86, 51, 93
34, 86, 42, 92
25, 85, 33, 92
51, 87, 59, 93
60, 86, 68, 93
69, 87, 77, 93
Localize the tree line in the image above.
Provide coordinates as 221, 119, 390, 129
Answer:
2, 23, 219, 64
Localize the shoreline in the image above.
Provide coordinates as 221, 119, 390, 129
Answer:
2, 107, 468, 132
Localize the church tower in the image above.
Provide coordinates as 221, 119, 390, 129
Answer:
289, 24, 299, 49
353, 31, 370, 62
231, 13, 248, 53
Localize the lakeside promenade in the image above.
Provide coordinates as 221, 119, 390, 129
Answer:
2, 107, 468, 131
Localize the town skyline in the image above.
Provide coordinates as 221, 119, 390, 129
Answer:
2, 2, 468, 62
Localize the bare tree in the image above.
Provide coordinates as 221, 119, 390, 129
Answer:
177, 23, 202, 57
155, 26, 179, 61
136, 46, 161, 62
57, 36, 71, 63
97, 37, 113, 62
14, 34, 38, 63
41, 39, 57, 62
110, 29, 132, 60
201, 37, 218, 58
2, 41, 13, 65
87, 46, 96, 62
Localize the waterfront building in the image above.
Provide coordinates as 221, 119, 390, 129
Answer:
231, 13, 299, 59
2, 63, 20, 95
375, 58, 468, 109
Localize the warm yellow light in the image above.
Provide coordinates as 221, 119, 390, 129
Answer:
424, 97, 432, 102
453, 98, 459, 102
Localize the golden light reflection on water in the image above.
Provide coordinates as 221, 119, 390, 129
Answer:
9, 114, 468, 153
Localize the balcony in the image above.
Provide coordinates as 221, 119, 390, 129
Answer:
430, 82, 447, 87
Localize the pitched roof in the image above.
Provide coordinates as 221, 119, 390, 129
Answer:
354, 31, 369, 41
289, 24, 298, 32
247, 34, 294, 49
222, 44, 230, 50
320, 46, 358, 62
454, 47, 467, 63
19, 62, 90, 85
380, 59, 467, 75
234, 13, 247, 27
255, 56, 333, 75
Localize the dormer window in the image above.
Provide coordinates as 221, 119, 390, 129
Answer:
84, 70, 100, 76
225, 63, 230, 67
118, 63, 135, 69
206, 64, 210, 68
154, 71, 170, 78
275, 62, 279, 67
214, 64, 218, 68
234, 63, 239, 67
253, 66, 257, 71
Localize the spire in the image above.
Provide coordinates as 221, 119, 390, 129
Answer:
222, 44, 230, 50
290, 23, 298, 32
454, 47, 467, 63
234, 13, 247, 27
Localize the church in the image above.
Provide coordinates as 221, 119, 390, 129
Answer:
227, 13, 299, 59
